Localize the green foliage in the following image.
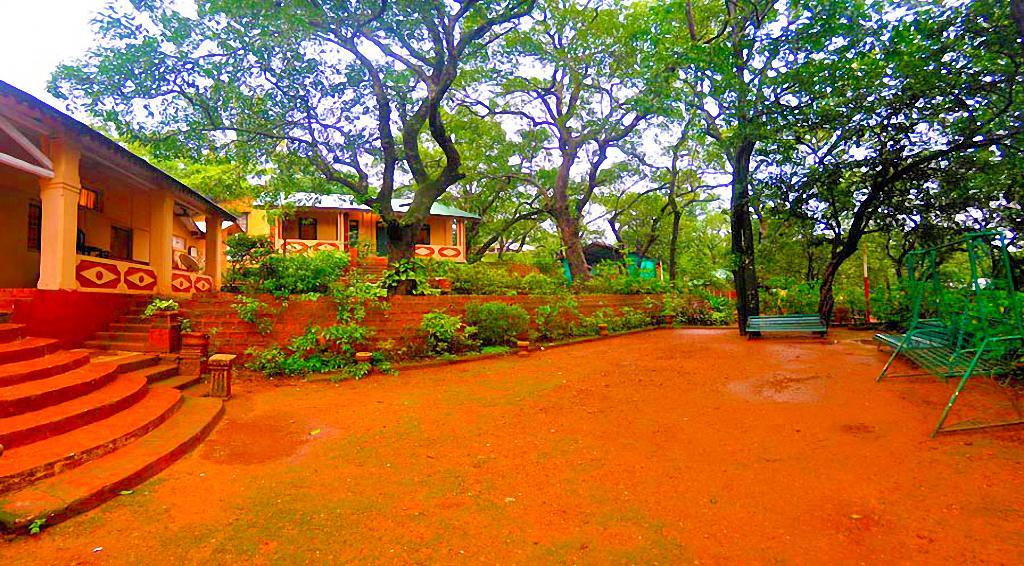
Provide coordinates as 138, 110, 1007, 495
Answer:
760, 278, 820, 315
431, 262, 568, 296
231, 296, 276, 335
28, 518, 46, 535
380, 259, 438, 295
261, 251, 350, 297
661, 291, 734, 326
534, 296, 580, 341
223, 234, 275, 292
142, 297, 179, 318
464, 302, 531, 346
419, 311, 479, 355
582, 262, 667, 295
179, 318, 193, 333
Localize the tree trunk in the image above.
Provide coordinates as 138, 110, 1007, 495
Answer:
554, 209, 589, 283
385, 220, 420, 295
818, 257, 841, 324
730, 139, 759, 334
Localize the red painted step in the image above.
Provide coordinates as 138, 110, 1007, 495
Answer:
0, 337, 59, 365
0, 388, 182, 494
122, 362, 178, 383
83, 339, 148, 352
0, 374, 148, 448
0, 396, 223, 533
0, 324, 26, 343
0, 363, 121, 418
0, 351, 91, 387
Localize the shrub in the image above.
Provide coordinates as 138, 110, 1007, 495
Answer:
519, 272, 567, 295
224, 233, 275, 292
582, 261, 668, 295
419, 311, 478, 355
260, 251, 350, 297
380, 258, 437, 295
661, 291, 735, 326
534, 296, 579, 341
464, 302, 531, 346
231, 296, 277, 335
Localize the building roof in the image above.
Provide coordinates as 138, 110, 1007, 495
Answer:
0, 80, 237, 221
267, 192, 481, 220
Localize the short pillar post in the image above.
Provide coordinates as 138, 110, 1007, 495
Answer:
208, 354, 236, 399
179, 332, 209, 377
517, 340, 530, 357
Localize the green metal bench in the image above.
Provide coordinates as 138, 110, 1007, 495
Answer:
746, 314, 827, 338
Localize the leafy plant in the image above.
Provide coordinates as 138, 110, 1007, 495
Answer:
419, 311, 478, 355
380, 258, 437, 295
464, 302, 530, 346
534, 296, 580, 340
232, 296, 276, 335
142, 297, 179, 318
28, 518, 45, 535
179, 318, 193, 333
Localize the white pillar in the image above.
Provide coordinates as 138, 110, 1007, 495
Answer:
150, 193, 175, 294
204, 217, 223, 291
37, 138, 81, 290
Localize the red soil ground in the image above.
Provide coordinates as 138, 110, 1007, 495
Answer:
2, 329, 1024, 563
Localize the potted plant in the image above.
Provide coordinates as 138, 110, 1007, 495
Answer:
178, 318, 210, 377
141, 297, 181, 352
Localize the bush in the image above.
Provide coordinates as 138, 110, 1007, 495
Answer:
431, 262, 567, 296
224, 234, 276, 291
661, 291, 735, 326
260, 251, 350, 297
534, 296, 580, 341
582, 261, 668, 295
419, 311, 478, 355
465, 302, 531, 346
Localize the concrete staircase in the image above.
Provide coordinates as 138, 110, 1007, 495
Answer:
83, 298, 153, 351
0, 323, 222, 533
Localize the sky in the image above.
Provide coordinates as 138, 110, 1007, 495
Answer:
0, 1, 107, 109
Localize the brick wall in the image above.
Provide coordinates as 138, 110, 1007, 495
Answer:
184, 293, 664, 356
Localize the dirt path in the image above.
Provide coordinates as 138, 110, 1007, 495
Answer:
2, 329, 1023, 564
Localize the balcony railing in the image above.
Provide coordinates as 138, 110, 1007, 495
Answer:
277, 239, 345, 254
413, 244, 465, 262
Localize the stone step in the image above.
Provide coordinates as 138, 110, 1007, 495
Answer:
0, 363, 121, 418
122, 362, 178, 384
0, 337, 60, 365
94, 331, 149, 343
0, 324, 26, 343
83, 340, 148, 352
0, 351, 92, 387
151, 374, 203, 391
108, 322, 149, 332
0, 374, 148, 449
0, 396, 223, 534
87, 352, 160, 373
0, 388, 182, 494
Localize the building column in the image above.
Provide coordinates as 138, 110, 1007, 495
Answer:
150, 193, 175, 294
204, 216, 223, 291
37, 138, 81, 290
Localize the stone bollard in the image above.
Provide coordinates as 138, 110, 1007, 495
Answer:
208, 354, 236, 399
598, 323, 609, 336
179, 332, 209, 377
516, 341, 530, 357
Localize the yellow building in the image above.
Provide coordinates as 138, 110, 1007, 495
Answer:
0, 80, 236, 297
248, 193, 479, 262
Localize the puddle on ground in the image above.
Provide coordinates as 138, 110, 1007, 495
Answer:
726, 374, 826, 403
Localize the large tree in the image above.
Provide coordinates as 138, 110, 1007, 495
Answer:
50, 0, 534, 291
758, 0, 1024, 319
460, 0, 671, 281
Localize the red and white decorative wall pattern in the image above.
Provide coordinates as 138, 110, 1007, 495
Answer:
75, 256, 214, 295
76, 257, 158, 294
278, 239, 343, 254
172, 270, 215, 294
414, 244, 464, 262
